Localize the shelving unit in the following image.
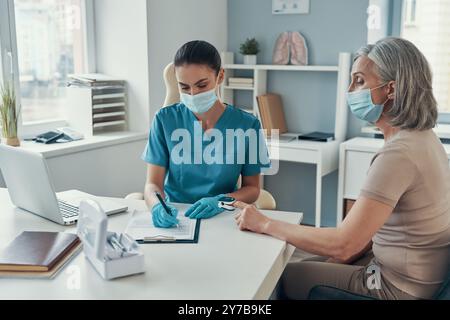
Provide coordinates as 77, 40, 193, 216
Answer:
67, 80, 128, 136
221, 53, 351, 227
223, 85, 254, 91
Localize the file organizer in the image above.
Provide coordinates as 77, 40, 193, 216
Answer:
67, 75, 128, 136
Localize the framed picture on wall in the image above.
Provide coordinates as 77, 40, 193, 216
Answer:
272, 0, 310, 15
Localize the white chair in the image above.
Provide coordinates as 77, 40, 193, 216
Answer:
126, 63, 276, 210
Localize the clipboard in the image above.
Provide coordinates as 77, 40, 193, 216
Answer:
137, 219, 201, 244
124, 204, 201, 244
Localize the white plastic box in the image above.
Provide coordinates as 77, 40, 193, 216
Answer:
77, 199, 145, 280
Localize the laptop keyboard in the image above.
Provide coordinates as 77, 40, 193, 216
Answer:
58, 200, 80, 219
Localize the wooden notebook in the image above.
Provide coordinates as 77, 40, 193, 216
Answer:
0, 231, 81, 272
256, 93, 288, 136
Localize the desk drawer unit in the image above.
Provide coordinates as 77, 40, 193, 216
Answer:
343, 150, 375, 200
270, 147, 319, 164
339, 137, 450, 223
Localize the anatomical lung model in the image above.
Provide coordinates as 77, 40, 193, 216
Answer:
272, 31, 308, 66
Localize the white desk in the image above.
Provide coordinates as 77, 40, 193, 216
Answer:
0, 188, 302, 300
266, 139, 340, 228
337, 137, 450, 225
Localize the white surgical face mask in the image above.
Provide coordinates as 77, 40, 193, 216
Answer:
180, 88, 218, 114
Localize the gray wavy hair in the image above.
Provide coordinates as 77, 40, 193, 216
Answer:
355, 37, 437, 130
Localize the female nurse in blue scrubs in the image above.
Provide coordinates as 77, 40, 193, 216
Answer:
141, 40, 270, 228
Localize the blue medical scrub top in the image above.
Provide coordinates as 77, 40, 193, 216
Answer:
141, 103, 270, 204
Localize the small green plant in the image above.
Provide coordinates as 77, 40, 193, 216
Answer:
0, 82, 20, 139
239, 38, 260, 55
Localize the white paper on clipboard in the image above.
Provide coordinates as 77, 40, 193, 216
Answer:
125, 203, 197, 241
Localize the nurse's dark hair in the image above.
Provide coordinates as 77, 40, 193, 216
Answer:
174, 40, 222, 75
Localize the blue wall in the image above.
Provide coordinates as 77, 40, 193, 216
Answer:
227, 0, 370, 226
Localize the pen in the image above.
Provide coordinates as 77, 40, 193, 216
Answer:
155, 191, 171, 215
154, 191, 179, 228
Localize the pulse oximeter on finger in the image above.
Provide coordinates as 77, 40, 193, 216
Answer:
218, 196, 236, 211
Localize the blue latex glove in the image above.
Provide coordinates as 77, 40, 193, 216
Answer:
185, 195, 226, 219
151, 202, 179, 228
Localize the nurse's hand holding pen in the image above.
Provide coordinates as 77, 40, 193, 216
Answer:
232, 201, 271, 234
151, 192, 179, 228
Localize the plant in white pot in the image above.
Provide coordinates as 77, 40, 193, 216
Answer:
0, 82, 21, 147
240, 38, 260, 65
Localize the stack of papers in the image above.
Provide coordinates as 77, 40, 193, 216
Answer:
68, 73, 125, 87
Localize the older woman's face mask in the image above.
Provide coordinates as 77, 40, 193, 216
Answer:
347, 56, 391, 123
347, 83, 389, 123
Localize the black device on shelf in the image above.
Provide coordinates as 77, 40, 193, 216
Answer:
298, 132, 335, 142
33, 131, 64, 144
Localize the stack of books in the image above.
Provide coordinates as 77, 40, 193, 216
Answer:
256, 93, 288, 137
228, 77, 254, 88
0, 231, 81, 279
67, 73, 128, 136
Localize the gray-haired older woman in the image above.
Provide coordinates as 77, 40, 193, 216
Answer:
232, 37, 450, 300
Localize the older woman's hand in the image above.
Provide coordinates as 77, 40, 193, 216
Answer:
232, 201, 271, 234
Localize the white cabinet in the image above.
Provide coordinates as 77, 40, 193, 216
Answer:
337, 137, 450, 225
343, 150, 375, 200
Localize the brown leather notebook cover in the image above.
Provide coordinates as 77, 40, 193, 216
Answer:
266, 93, 288, 135
256, 95, 271, 133
0, 242, 82, 278
0, 232, 80, 272
257, 94, 288, 135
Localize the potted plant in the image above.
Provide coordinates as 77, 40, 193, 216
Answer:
240, 38, 260, 65
0, 82, 20, 147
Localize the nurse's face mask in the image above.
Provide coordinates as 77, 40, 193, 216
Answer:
178, 66, 222, 114
180, 87, 218, 114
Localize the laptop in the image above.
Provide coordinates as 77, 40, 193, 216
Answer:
0, 144, 128, 225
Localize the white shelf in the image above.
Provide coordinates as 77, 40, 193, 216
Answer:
20, 131, 147, 158
222, 52, 350, 142
92, 93, 125, 100
223, 85, 254, 91
266, 138, 339, 153
223, 64, 339, 72
93, 102, 125, 109
222, 64, 256, 70
221, 53, 351, 228
93, 111, 126, 118
93, 120, 126, 128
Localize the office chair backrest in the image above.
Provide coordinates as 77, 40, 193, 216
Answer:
434, 267, 450, 300
163, 62, 180, 107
